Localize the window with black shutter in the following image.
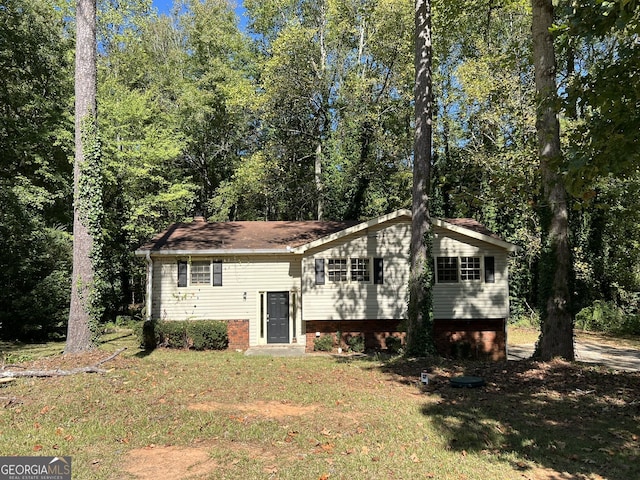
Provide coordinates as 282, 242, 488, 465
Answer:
213, 260, 223, 286
373, 258, 384, 284
485, 256, 495, 283
177, 261, 188, 287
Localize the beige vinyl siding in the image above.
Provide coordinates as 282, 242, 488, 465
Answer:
302, 220, 410, 320
432, 226, 509, 319
151, 255, 301, 346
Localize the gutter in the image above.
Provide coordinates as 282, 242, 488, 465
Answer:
134, 248, 297, 257
144, 251, 153, 321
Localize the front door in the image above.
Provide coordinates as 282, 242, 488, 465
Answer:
267, 292, 289, 343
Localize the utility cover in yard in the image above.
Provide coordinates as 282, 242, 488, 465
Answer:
450, 376, 485, 388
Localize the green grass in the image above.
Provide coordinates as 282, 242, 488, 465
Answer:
1, 331, 638, 480
1, 340, 64, 364
507, 326, 540, 345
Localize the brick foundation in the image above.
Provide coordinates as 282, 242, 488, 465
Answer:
226, 319, 249, 350
433, 318, 506, 360
304, 319, 405, 353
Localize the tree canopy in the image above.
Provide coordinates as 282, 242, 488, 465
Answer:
1, 0, 638, 346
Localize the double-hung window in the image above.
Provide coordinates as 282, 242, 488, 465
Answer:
350, 258, 370, 282
436, 257, 459, 283
436, 256, 492, 283
316, 257, 381, 284
327, 259, 348, 282
190, 261, 211, 285
177, 260, 223, 287
460, 256, 481, 281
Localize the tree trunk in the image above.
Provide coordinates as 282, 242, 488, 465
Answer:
315, 0, 327, 221
406, 0, 434, 356
531, 0, 574, 361
315, 143, 324, 220
66, 0, 98, 353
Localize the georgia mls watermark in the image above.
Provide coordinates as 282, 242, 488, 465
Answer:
0, 457, 71, 480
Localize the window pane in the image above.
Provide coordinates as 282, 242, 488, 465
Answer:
351, 258, 370, 282
437, 257, 458, 283
327, 259, 347, 282
191, 261, 211, 285
460, 256, 481, 281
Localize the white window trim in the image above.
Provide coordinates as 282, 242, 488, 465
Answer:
435, 255, 485, 284
187, 259, 223, 287
326, 257, 373, 284
460, 256, 482, 282
190, 260, 212, 286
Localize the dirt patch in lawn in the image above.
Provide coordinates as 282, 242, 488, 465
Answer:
520, 466, 607, 480
124, 440, 291, 479
124, 445, 218, 480
188, 400, 318, 418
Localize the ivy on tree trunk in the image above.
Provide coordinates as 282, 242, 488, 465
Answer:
406, 0, 435, 356
531, 0, 574, 361
66, 0, 99, 353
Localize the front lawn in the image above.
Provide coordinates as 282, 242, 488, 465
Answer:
1, 331, 638, 479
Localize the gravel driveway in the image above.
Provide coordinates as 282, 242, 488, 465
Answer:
508, 341, 640, 371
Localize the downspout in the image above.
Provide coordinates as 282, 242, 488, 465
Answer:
145, 252, 153, 321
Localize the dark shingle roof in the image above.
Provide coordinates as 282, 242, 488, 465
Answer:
443, 218, 502, 239
139, 218, 359, 252
137, 214, 503, 253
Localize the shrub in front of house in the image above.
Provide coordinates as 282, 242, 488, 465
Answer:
134, 319, 160, 350
385, 335, 403, 354
314, 334, 334, 352
186, 320, 228, 350
347, 334, 365, 353
159, 321, 189, 348
135, 320, 228, 350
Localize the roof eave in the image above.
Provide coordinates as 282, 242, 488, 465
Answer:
292, 208, 412, 253
433, 218, 520, 252
134, 248, 295, 257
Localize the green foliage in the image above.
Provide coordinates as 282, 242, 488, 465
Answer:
576, 301, 640, 336
509, 304, 541, 328
78, 116, 106, 341
1, 351, 34, 365
158, 321, 189, 348
560, 1, 639, 194
385, 335, 403, 354
0, 188, 72, 340
134, 319, 160, 350
313, 334, 334, 352
2, 0, 638, 349
0, 0, 74, 341
136, 320, 229, 350
406, 230, 436, 356
187, 320, 228, 350
347, 334, 365, 353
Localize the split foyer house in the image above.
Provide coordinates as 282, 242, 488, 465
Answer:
135, 209, 518, 359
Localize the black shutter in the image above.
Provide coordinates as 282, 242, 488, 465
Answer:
485, 256, 495, 283
374, 258, 384, 284
177, 261, 188, 287
315, 258, 325, 285
213, 260, 223, 286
